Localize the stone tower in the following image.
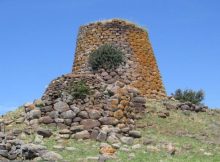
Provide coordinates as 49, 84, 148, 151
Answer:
72, 19, 166, 99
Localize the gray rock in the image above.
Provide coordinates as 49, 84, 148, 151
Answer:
59, 129, 72, 134
34, 134, 44, 144
70, 125, 84, 133
61, 110, 76, 119
55, 118, 64, 123
107, 134, 120, 144
47, 111, 59, 119
129, 130, 141, 138
73, 130, 90, 139
21, 144, 46, 159
80, 119, 101, 130
101, 71, 108, 77
39, 116, 54, 124
90, 129, 99, 140
78, 111, 89, 119
120, 136, 134, 145
133, 97, 146, 103
41, 151, 63, 161
96, 131, 107, 142
70, 105, 80, 114
37, 128, 52, 138
29, 119, 39, 125
89, 110, 101, 119
164, 103, 177, 110
99, 117, 119, 125
29, 109, 41, 119
73, 117, 82, 122
180, 104, 190, 110
64, 119, 72, 126
0, 150, 8, 158
54, 101, 70, 113
40, 105, 53, 112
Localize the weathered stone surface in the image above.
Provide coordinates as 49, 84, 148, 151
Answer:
37, 128, 52, 138
106, 134, 120, 144
99, 117, 119, 125
70, 125, 84, 133
90, 129, 99, 140
70, 105, 80, 114
39, 116, 54, 124
73, 130, 90, 139
89, 110, 101, 119
129, 131, 141, 138
29, 109, 41, 119
59, 129, 72, 134
41, 151, 63, 161
133, 97, 146, 103
61, 110, 76, 119
40, 106, 53, 112
80, 119, 101, 130
78, 111, 89, 119
96, 131, 107, 142
47, 111, 59, 119
54, 101, 69, 113
120, 136, 134, 145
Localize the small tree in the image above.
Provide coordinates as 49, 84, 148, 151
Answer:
89, 44, 124, 70
173, 89, 205, 105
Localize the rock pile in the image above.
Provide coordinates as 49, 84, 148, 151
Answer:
164, 102, 208, 112
24, 73, 145, 143
0, 132, 62, 161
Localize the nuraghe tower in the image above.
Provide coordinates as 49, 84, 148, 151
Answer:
72, 19, 166, 99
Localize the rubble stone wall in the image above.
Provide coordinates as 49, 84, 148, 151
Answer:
72, 19, 166, 99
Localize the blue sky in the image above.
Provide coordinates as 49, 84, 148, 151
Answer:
0, 0, 220, 114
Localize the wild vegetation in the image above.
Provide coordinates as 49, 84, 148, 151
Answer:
172, 89, 205, 105
89, 44, 124, 70
1, 99, 220, 161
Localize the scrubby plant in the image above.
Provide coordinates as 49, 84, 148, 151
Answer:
172, 89, 205, 105
69, 80, 90, 99
89, 44, 124, 70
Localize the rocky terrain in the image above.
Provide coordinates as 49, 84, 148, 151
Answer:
1, 19, 219, 162
0, 98, 220, 162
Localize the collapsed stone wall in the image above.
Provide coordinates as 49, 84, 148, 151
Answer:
34, 73, 146, 141
73, 19, 166, 99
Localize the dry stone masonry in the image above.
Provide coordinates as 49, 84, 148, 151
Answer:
0, 20, 168, 160
73, 19, 166, 99
34, 19, 167, 142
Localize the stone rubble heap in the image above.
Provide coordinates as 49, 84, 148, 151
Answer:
24, 73, 145, 143
0, 132, 62, 161
164, 102, 208, 112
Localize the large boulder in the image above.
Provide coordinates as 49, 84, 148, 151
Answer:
80, 119, 101, 130
99, 117, 119, 126
60, 110, 76, 119
37, 128, 52, 138
89, 110, 101, 119
72, 130, 90, 139
30, 109, 41, 119
54, 101, 70, 113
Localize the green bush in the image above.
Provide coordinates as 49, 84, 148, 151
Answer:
172, 89, 205, 105
69, 80, 90, 99
89, 44, 124, 70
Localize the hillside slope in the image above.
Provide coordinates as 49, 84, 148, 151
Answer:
0, 99, 220, 162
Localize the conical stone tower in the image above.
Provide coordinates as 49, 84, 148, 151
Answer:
39, 19, 167, 142
72, 19, 166, 99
